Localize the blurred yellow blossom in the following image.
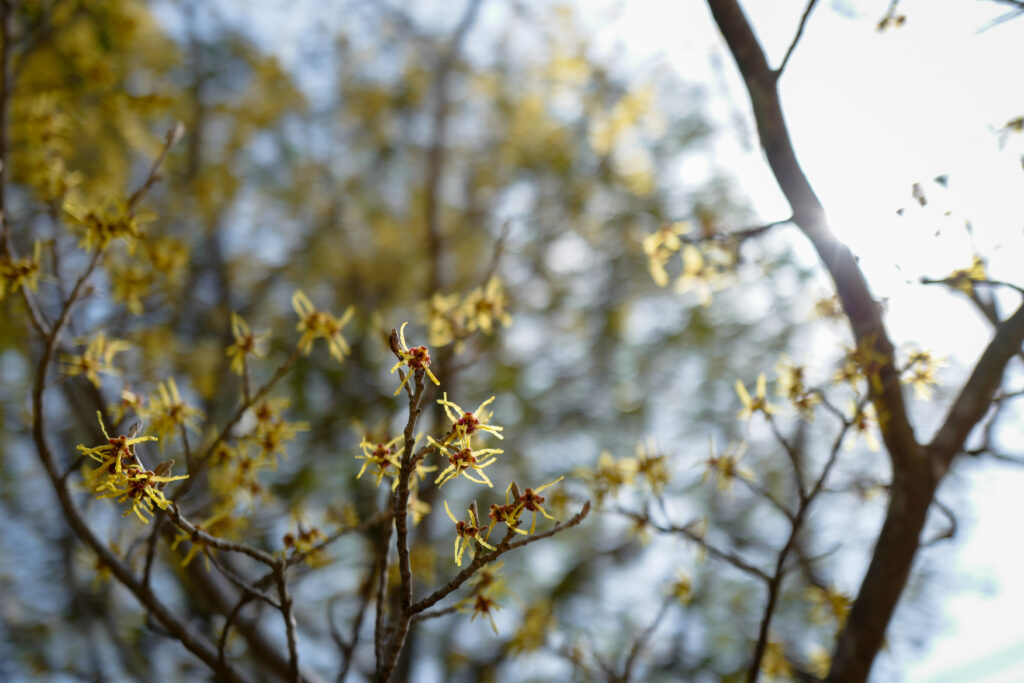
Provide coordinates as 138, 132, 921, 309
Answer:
144, 377, 204, 445
702, 439, 754, 492
463, 276, 512, 335
736, 373, 778, 421
292, 289, 354, 362
61, 332, 131, 387
225, 312, 269, 376
0, 241, 42, 300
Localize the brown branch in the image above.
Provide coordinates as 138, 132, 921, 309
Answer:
333, 563, 378, 682
274, 560, 300, 682
619, 508, 769, 583
126, 121, 185, 210
0, 0, 9, 251
219, 593, 256, 671
620, 595, 674, 682
930, 302, 1024, 472
706, 0, 919, 469
409, 502, 591, 615
777, 0, 820, 77
30, 290, 250, 683
170, 346, 302, 500
705, 3, 943, 680
422, 0, 485, 293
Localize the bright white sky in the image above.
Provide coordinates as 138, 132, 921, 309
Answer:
588, 0, 1024, 679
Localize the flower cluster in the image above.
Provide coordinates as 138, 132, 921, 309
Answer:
63, 200, 153, 252
431, 393, 504, 487
78, 413, 187, 523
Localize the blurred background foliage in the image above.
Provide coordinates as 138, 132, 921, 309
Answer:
0, 1, 943, 681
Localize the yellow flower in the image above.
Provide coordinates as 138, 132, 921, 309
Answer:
511, 476, 564, 534
423, 291, 465, 348
0, 240, 42, 300
736, 373, 778, 420
63, 200, 153, 252
444, 500, 496, 566
225, 312, 269, 375
944, 255, 987, 296
170, 506, 244, 569
808, 646, 831, 678
108, 261, 150, 315
95, 464, 189, 524
642, 221, 688, 287
390, 322, 441, 395
429, 435, 501, 488
86, 427, 187, 525
634, 440, 671, 495
144, 236, 189, 284
469, 594, 502, 635
487, 490, 529, 539
437, 393, 503, 445
702, 438, 754, 492
354, 435, 403, 488
674, 243, 733, 306
463, 276, 512, 335
408, 492, 431, 526
292, 289, 354, 362
833, 337, 890, 394
813, 294, 845, 321
576, 450, 636, 504
507, 603, 555, 654
144, 378, 204, 446
61, 332, 131, 388
806, 585, 852, 627
247, 399, 309, 465
901, 348, 944, 401
848, 401, 880, 452
775, 355, 820, 421
77, 411, 158, 481
669, 571, 693, 605
760, 639, 793, 680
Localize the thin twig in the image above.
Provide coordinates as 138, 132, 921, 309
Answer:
776, 0, 820, 78
409, 502, 591, 615
126, 121, 185, 210
219, 593, 256, 669
274, 560, 300, 682
618, 508, 769, 583
620, 596, 674, 682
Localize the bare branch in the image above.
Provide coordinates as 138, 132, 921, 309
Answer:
930, 302, 1024, 472
777, 0, 820, 77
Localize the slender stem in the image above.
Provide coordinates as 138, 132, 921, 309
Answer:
776, 0, 820, 78
275, 560, 300, 682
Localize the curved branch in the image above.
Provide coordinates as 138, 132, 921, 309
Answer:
705, 0, 919, 469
